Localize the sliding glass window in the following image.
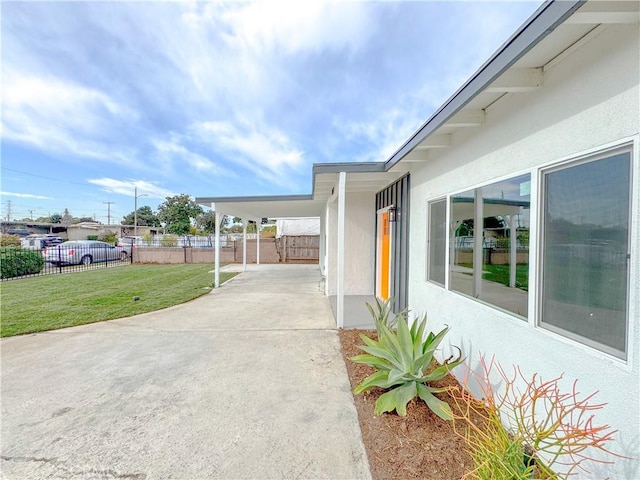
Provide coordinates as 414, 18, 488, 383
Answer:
540, 149, 631, 358
427, 199, 446, 285
450, 174, 531, 317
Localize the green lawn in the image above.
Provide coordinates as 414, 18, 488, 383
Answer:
459, 263, 529, 290
482, 264, 529, 291
0, 264, 236, 337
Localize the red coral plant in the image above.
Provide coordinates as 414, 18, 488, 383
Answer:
449, 355, 630, 479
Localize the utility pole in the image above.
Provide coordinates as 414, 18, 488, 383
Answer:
29, 210, 34, 220
6, 200, 12, 221
103, 201, 114, 225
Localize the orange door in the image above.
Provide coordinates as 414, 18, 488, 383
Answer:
377, 211, 391, 300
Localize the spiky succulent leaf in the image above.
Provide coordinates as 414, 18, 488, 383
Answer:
357, 344, 403, 371
417, 383, 454, 421
353, 370, 395, 394
420, 360, 463, 382
395, 315, 415, 371
350, 354, 393, 372
374, 381, 418, 417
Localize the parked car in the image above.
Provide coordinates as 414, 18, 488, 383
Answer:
7, 229, 30, 237
44, 240, 129, 266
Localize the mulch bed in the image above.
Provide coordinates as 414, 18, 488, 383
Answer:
339, 329, 474, 480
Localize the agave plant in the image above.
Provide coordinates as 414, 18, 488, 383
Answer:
351, 313, 463, 420
365, 298, 400, 332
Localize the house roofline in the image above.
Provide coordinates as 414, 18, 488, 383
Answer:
384, 0, 585, 171
196, 194, 313, 204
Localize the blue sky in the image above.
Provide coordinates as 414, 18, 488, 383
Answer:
1, 0, 541, 224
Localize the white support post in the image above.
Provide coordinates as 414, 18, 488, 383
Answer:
256, 222, 261, 265
242, 217, 247, 272
509, 216, 517, 288
337, 171, 346, 329
473, 189, 483, 298
214, 205, 221, 288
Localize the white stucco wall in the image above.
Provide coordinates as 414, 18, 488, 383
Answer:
325, 190, 376, 296
408, 24, 639, 476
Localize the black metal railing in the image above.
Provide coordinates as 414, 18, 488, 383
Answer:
1, 240, 134, 281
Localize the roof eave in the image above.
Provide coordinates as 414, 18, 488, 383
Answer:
384, 0, 586, 171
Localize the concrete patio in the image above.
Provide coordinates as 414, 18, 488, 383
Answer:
1, 264, 371, 479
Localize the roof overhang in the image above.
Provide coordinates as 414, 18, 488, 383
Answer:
196, 162, 404, 218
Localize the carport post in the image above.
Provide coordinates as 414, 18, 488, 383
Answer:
242, 217, 247, 272
337, 171, 346, 329
213, 204, 222, 288
256, 222, 261, 265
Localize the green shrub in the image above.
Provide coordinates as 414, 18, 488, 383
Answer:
142, 232, 153, 245
87, 235, 98, 240
0, 247, 45, 279
0, 235, 22, 247
160, 235, 178, 247
99, 232, 117, 244
351, 311, 463, 420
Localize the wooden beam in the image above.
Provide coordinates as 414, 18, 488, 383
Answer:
485, 68, 543, 93
445, 109, 486, 127
415, 134, 451, 149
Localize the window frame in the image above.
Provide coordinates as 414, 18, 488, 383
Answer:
536, 145, 633, 360
446, 173, 532, 320
426, 197, 447, 287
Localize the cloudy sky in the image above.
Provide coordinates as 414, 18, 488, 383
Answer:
1, 0, 541, 224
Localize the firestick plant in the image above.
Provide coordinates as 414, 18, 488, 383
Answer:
450, 355, 629, 479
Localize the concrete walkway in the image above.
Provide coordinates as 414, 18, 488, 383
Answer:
1, 264, 371, 479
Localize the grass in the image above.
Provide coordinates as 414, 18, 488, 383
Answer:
482, 264, 529, 291
0, 264, 236, 337
460, 263, 529, 290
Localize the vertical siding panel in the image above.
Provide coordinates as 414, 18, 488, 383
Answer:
375, 174, 410, 313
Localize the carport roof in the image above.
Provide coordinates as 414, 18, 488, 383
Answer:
196, 162, 405, 219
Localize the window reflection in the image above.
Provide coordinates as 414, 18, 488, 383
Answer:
450, 175, 530, 317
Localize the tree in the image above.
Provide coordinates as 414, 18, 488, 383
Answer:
230, 216, 257, 233
157, 194, 203, 235
195, 211, 227, 234
62, 208, 73, 225
121, 206, 161, 227
50, 213, 62, 223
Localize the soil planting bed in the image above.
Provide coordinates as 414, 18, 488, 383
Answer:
339, 328, 474, 480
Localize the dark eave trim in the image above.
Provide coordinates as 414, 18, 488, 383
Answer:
196, 194, 313, 205
384, 0, 585, 171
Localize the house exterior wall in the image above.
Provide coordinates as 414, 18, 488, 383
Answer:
407, 24, 639, 475
325, 190, 376, 296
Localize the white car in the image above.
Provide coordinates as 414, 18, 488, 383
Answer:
45, 241, 129, 266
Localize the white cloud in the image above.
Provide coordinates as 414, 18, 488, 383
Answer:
87, 178, 175, 199
192, 120, 304, 186
152, 137, 237, 177
1, 72, 139, 164
0, 191, 53, 200
215, 1, 372, 55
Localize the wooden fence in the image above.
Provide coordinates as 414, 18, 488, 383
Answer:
275, 235, 319, 263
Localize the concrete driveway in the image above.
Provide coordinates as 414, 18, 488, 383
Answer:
1, 264, 371, 479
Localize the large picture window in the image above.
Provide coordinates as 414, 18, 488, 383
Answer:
450, 174, 531, 317
540, 149, 631, 358
427, 199, 446, 285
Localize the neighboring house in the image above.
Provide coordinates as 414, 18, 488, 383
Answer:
198, 0, 639, 475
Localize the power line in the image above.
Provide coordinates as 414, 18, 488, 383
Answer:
1, 166, 89, 186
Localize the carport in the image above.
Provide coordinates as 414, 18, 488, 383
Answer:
196, 162, 405, 328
